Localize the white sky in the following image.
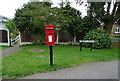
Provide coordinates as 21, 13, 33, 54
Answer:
0, 0, 87, 19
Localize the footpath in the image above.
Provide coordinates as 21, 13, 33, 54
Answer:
0, 44, 21, 58
21, 60, 119, 79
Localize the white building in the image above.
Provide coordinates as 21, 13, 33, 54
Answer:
0, 15, 10, 46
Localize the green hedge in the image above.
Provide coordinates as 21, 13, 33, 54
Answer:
83, 29, 111, 49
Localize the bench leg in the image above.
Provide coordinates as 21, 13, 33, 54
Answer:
80, 43, 82, 51
90, 43, 93, 51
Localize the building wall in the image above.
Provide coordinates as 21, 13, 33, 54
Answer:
0, 16, 10, 46
0, 30, 8, 43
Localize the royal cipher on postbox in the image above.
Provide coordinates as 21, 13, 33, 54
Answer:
45, 25, 55, 46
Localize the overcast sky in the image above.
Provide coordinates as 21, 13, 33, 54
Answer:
0, 0, 87, 19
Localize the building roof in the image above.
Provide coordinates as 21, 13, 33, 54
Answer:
30, 0, 52, 3
0, 15, 9, 22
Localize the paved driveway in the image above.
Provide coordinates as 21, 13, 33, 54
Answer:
21, 60, 119, 79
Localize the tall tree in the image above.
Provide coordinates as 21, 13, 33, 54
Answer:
81, 16, 99, 34
14, 2, 54, 43
50, 7, 63, 44
87, 2, 120, 33
58, 3, 82, 44
14, 2, 52, 32
14, 1, 67, 44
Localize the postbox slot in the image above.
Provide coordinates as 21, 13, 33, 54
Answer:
46, 29, 53, 30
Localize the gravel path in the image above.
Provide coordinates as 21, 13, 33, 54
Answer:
21, 60, 119, 79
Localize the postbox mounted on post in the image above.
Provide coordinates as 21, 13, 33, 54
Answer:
45, 25, 55, 66
45, 25, 55, 46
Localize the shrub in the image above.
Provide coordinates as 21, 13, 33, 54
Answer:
83, 29, 111, 49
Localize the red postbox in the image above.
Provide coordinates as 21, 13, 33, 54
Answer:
45, 25, 55, 46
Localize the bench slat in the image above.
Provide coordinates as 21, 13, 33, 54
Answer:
79, 40, 95, 43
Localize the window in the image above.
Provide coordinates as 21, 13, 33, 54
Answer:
115, 26, 120, 33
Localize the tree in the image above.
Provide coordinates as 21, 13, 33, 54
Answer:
81, 16, 99, 35
14, 2, 52, 32
75, 0, 120, 33
50, 7, 63, 44
14, 2, 55, 44
58, 3, 82, 44
6, 20, 18, 39
87, 2, 120, 33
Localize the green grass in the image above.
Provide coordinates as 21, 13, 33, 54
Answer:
2, 45, 119, 79
0, 59, 2, 79
0, 46, 9, 51
0, 46, 9, 79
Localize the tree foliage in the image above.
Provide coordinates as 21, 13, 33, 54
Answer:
88, 2, 120, 33
59, 3, 82, 35
14, 1, 104, 44
6, 20, 18, 38
14, 2, 56, 44
81, 16, 99, 34
14, 2, 52, 34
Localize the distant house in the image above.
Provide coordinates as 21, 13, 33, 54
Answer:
0, 15, 10, 46
111, 22, 120, 35
97, 20, 120, 35
115, 26, 120, 34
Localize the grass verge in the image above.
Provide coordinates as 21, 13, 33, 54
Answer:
2, 45, 118, 79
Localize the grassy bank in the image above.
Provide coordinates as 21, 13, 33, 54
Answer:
2, 45, 118, 79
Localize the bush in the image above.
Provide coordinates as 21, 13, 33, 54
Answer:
83, 29, 111, 49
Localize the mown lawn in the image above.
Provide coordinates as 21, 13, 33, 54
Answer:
0, 59, 1, 79
0, 46, 9, 78
2, 45, 118, 79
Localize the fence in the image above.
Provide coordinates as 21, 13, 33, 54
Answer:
11, 35, 20, 45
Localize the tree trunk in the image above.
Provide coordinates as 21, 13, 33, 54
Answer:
56, 31, 59, 44
73, 35, 76, 45
104, 22, 113, 34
